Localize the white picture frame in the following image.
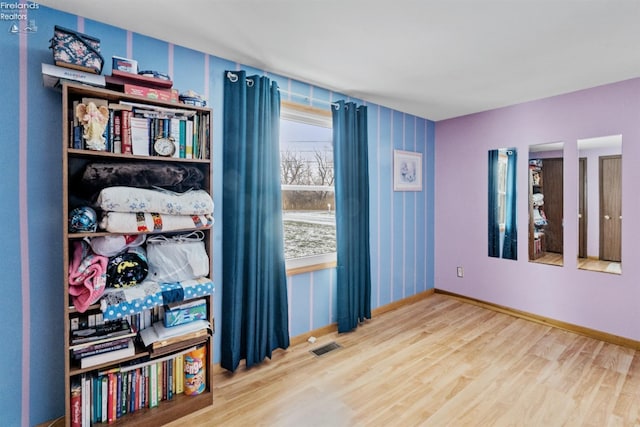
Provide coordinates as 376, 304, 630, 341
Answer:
393, 150, 423, 191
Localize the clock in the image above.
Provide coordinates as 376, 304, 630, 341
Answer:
154, 136, 176, 157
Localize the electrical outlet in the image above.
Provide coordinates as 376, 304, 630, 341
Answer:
456, 266, 464, 278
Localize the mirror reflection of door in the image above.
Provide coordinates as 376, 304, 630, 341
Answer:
600, 155, 622, 262
528, 142, 563, 266
577, 135, 622, 275
578, 158, 587, 258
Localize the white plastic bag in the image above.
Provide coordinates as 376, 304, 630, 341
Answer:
146, 231, 209, 283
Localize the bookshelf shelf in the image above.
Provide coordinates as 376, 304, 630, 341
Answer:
60, 82, 214, 426
66, 148, 211, 163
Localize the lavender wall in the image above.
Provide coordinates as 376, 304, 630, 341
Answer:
435, 78, 640, 341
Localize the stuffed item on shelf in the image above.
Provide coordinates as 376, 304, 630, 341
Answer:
106, 246, 149, 288
68, 206, 98, 233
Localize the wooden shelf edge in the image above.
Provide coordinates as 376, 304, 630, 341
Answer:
91, 390, 213, 427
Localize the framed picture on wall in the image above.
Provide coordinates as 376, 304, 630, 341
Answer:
393, 150, 423, 191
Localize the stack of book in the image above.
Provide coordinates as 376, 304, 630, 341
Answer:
72, 346, 194, 425
139, 319, 210, 357
70, 97, 209, 160
71, 319, 137, 369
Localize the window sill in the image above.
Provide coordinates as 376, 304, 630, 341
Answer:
286, 253, 337, 276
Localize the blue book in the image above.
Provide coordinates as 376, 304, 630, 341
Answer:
116, 372, 122, 419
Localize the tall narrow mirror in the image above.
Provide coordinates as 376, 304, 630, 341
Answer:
577, 135, 622, 274
528, 142, 564, 266
488, 148, 517, 260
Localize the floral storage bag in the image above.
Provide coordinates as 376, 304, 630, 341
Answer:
49, 25, 104, 74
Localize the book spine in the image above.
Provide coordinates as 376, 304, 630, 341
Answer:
162, 360, 168, 401
144, 365, 150, 408
185, 120, 193, 159
150, 363, 158, 408
170, 118, 181, 158
73, 126, 83, 150
73, 340, 130, 359
133, 369, 142, 411
103, 113, 111, 153
168, 357, 173, 400
162, 118, 170, 140
83, 374, 90, 427
107, 373, 116, 424
130, 370, 135, 412
70, 381, 82, 427
176, 354, 184, 394
108, 110, 115, 153
192, 115, 200, 159
113, 111, 122, 153
116, 372, 122, 419
92, 376, 99, 424
179, 120, 186, 158
100, 375, 109, 423
157, 360, 163, 403
121, 110, 132, 154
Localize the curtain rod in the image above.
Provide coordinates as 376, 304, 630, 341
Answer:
226, 71, 347, 109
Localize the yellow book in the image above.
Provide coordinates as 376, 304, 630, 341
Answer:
175, 355, 184, 394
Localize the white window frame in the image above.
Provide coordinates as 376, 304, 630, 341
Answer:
280, 101, 337, 274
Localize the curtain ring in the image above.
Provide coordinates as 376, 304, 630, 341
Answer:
246, 78, 254, 87
331, 102, 340, 111
227, 71, 238, 83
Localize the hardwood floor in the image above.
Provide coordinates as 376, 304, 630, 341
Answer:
168, 294, 640, 426
531, 252, 563, 266
578, 257, 622, 275
532, 253, 622, 275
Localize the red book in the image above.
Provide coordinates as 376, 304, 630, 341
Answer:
70, 383, 82, 427
135, 368, 141, 411
108, 373, 117, 423
162, 360, 168, 401
121, 110, 132, 154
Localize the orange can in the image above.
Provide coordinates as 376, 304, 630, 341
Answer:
184, 345, 206, 395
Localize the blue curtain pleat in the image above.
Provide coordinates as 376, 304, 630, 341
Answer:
332, 101, 371, 333
221, 71, 290, 372
488, 149, 500, 257
502, 150, 518, 260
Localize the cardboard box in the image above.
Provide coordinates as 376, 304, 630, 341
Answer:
112, 56, 138, 74
124, 83, 179, 103
164, 299, 207, 327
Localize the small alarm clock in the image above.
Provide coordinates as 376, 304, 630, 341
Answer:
154, 136, 176, 157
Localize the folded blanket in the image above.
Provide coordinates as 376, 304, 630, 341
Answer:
97, 186, 214, 216
100, 212, 214, 233
77, 162, 205, 197
69, 240, 108, 313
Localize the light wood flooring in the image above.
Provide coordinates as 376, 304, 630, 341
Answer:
532, 253, 622, 275
169, 293, 640, 426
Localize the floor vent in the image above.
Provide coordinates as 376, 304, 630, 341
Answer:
310, 341, 342, 357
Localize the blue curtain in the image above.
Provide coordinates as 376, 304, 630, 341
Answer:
332, 101, 371, 333
488, 149, 500, 257
221, 71, 290, 372
502, 150, 518, 260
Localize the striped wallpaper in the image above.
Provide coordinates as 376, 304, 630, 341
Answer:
0, 5, 434, 425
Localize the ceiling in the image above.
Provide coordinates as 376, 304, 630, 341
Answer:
38, 0, 640, 121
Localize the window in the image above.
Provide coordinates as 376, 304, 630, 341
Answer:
280, 102, 336, 270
